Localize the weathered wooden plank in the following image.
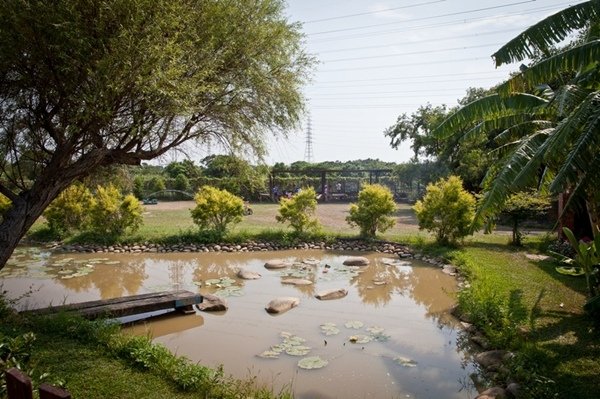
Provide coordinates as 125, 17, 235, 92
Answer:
23, 290, 203, 319
39, 384, 71, 399
6, 368, 33, 399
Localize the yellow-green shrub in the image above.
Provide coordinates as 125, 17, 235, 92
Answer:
276, 187, 320, 234
346, 184, 396, 238
44, 183, 94, 235
413, 175, 476, 244
89, 185, 143, 236
190, 186, 244, 236
0, 194, 11, 221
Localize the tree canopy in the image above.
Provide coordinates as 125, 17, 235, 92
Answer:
0, 0, 313, 268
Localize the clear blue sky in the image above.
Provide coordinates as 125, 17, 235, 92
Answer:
262, 0, 582, 164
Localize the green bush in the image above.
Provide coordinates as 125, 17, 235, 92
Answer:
276, 187, 320, 234
190, 186, 244, 236
0, 193, 11, 221
89, 185, 144, 236
44, 183, 94, 235
413, 175, 476, 244
500, 191, 551, 246
345, 184, 396, 238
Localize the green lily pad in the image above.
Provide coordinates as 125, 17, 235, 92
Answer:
366, 326, 385, 335
258, 350, 280, 359
285, 345, 311, 356
344, 320, 364, 329
205, 277, 236, 287
320, 322, 340, 336
348, 334, 372, 344
104, 261, 121, 265
298, 356, 328, 370
214, 285, 244, 297
394, 356, 417, 367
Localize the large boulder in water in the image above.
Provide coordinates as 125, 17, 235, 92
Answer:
315, 288, 348, 300
281, 278, 313, 286
196, 294, 228, 312
343, 256, 370, 266
237, 268, 261, 280
264, 259, 290, 270
265, 297, 300, 314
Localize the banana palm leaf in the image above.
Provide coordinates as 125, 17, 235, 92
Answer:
432, 93, 548, 139
474, 130, 551, 224
493, 1, 600, 66
499, 40, 600, 94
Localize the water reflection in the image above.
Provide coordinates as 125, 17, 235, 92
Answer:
2, 248, 475, 399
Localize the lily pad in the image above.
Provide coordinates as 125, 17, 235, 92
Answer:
285, 345, 311, 356
258, 350, 280, 359
366, 326, 385, 335
214, 285, 244, 297
320, 322, 340, 336
205, 277, 236, 287
394, 356, 417, 367
104, 260, 121, 265
344, 320, 364, 329
298, 356, 328, 370
348, 334, 372, 344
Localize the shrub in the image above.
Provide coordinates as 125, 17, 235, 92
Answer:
345, 184, 396, 238
276, 187, 320, 234
89, 185, 144, 236
44, 183, 94, 235
413, 175, 476, 244
190, 186, 244, 236
0, 194, 11, 221
500, 191, 551, 246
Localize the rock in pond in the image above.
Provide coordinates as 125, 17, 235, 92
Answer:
237, 268, 261, 280
265, 297, 300, 314
264, 259, 290, 270
474, 350, 512, 371
342, 256, 370, 266
281, 278, 313, 286
315, 288, 348, 300
475, 387, 507, 399
196, 294, 228, 312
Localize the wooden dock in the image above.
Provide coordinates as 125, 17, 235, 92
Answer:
24, 290, 203, 320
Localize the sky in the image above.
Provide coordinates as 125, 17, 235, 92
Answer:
260, 0, 583, 165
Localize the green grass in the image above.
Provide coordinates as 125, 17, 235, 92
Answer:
432, 236, 600, 399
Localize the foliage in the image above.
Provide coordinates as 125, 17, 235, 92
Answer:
499, 191, 551, 246
89, 186, 144, 236
0, 0, 313, 269
413, 176, 477, 244
550, 227, 600, 298
276, 187, 320, 234
44, 183, 95, 236
346, 184, 396, 238
147, 176, 167, 195
133, 176, 145, 199
174, 174, 191, 192
200, 155, 268, 197
190, 186, 245, 236
0, 194, 11, 221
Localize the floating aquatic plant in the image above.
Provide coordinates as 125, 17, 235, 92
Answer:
344, 320, 364, 329
258, 350, 280, 359
258, 332, 311, 360
214, 285, 244, 297
285, 345, 311, 356
348, 334, 372, 344
320, 322, 340, 336
394, 356, 417, 367
298, 356, 328, 370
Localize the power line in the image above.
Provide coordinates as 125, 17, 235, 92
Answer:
308, 2, 579, 43
319, 56, 488, 73
321, 42, 503, 63
308, 0, 537, 36
311, 76, 506, 88
309, 87, 470, 96
312, 71, 505, 84
317, 27, 523, 54
303, 0, 447, 24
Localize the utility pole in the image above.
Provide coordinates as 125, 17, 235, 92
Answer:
304, 115, 314, 163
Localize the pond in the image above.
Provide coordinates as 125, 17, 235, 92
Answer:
1, 246, 477, 398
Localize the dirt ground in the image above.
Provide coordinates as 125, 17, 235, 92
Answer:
150, 200, 420, 236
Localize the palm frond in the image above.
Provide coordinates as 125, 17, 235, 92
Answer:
552, 84, 593, 117
493, 120, 554, 145
432, 93, 548, 139
550, 92, 600, 193
493, 1, 600, 66
474, 130, 551, 225
499, 40, 600, 94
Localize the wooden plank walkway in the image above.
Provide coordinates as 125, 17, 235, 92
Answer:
23, 290, 203, 320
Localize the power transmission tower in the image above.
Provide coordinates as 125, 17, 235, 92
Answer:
304, 116, 314, 163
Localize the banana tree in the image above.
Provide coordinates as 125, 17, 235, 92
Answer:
432, 1, 600, 229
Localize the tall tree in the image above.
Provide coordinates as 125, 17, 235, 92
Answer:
432, 1, 600, 229
0, 0, 313, 268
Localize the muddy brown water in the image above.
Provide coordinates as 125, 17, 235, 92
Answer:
1, 247, 476, 398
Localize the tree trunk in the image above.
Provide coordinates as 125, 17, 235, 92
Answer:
0, 179, 73, 270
